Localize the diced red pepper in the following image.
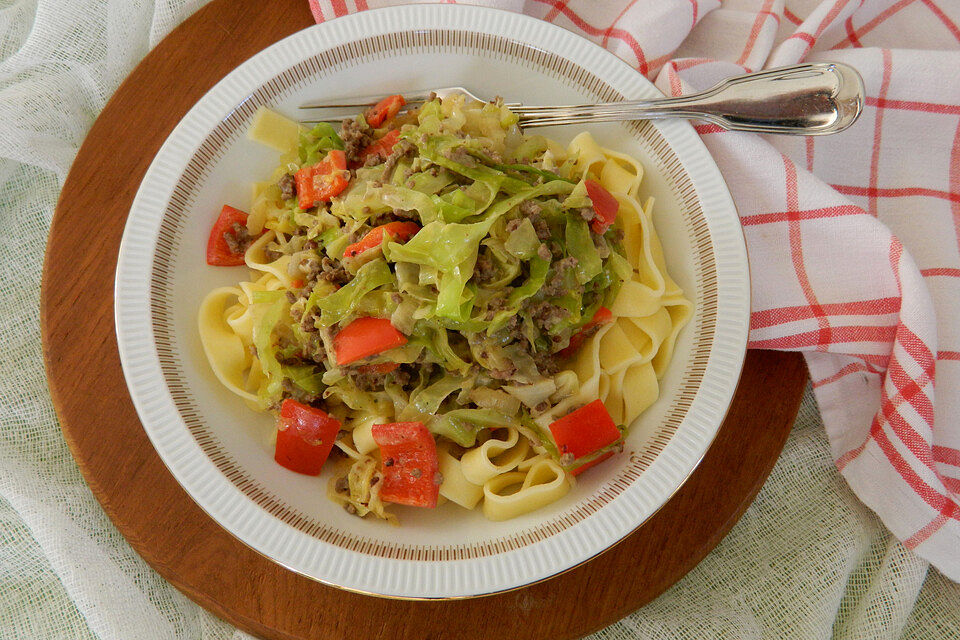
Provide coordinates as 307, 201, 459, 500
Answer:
357, 362, 400, 374
206, 205, 255, 266
295, 149, 349, 210
274, 399, 342, 476
549, 399, 621, 476
290, 278, 304, 289
333, 317, 408, 366
585, 179, 619, 234
359, 129, 401, 163
558, 307, 614, 359
366, 94, 406, 128
342, 221, 420, 259
372, 421, 439, 508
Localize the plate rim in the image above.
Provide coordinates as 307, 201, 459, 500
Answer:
114, 3, 750, 599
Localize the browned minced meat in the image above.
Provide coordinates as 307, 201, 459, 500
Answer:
519, 205, 552, 243
345, 367, 389, 392
341, 118, 374, 164
281, 377, 322, 404
379, 139, 416, 179
473, 253, 498, 285
369, 208, 419, 227
536, 243, 552, 261
527, 300, 567, 332
541, 256, 578, 297
533, 351, 560, 376
441, 145, 477, 167
592, 232, 611, 259
579, 206, 594, 221
319, 256, 352, 286
278, 173, 296, 200
302, 329, 326, 362
223, 222, 254, 255
487, 366, 518, 381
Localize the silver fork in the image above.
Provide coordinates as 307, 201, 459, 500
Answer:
297, 63, 864, 136
298, 87, 519, 123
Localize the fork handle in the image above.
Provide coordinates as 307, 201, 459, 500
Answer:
518, 63, 864, 136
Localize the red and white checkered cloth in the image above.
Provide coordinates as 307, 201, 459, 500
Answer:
308, 0, 960, 581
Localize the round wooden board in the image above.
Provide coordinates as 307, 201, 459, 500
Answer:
40, 1, 808, 638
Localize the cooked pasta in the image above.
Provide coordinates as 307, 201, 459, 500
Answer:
198, 93, 690, 523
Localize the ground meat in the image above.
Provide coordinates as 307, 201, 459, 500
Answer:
341, 117, 374, 164
579, 206, 594, 221
380, 139, 416, 180
223, 222, 254, 256
593, 232, 611, 259
524, 210, 552, 242
278, 173, 296, 200
541, 256, 579, 297
368, 208, 419, 227
318, 256, 352, 286
533, 351, 560, 376
519, 200, 542, 217
264, 246, 283, 262
441, 145, 477, 167
473, 253, 498, 285
537, 243, 552, 261
527, 300, 567, 332
281, 377, 322, 404
302, 329, 325, 361
488, 366, 518, 380
345, 367, 389, 392
505, 219, 522, 233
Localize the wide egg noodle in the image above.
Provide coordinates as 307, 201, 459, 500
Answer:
244, 230, 296, 288
437, 442, 485, 510
481, 459, 571, 522
460, 427, 530, 486
197, 286, 259, 403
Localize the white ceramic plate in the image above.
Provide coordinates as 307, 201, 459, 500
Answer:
115, 5, 749, 599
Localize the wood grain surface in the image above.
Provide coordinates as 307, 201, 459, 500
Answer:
40, 1, 809, 638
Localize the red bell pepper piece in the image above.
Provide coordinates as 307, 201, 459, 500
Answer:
371, 421, 439, 508
334, 317, 408, 366
558, 307, 613, 359
342, 221, 420, 259
295, 149, 349, 210
359, 129, 401, 163
366, 94, 406, 128
206, 204, 254, 266
549, 399, 621, 476
274, 399, 342, 476
585, 179, 619, 234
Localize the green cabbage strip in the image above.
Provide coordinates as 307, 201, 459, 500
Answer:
251, 292, 288, 407
519, 411, 559, 458
429, 408, 511, 448
483, 158, 575, 185
299, 122, 344, 165
405, 376, 463, 416
309, 259, 393, 327
488, 256, 550, 333
503, 218, 540, 259
565, 217, 602, 284
410, 324, 471, 374
281, 364, 325, 394
413, 134, 531, 195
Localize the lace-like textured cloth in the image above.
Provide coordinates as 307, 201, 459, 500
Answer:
1, 0, 957, 638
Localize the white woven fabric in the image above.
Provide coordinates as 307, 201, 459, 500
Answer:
1, 0, 958, 638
